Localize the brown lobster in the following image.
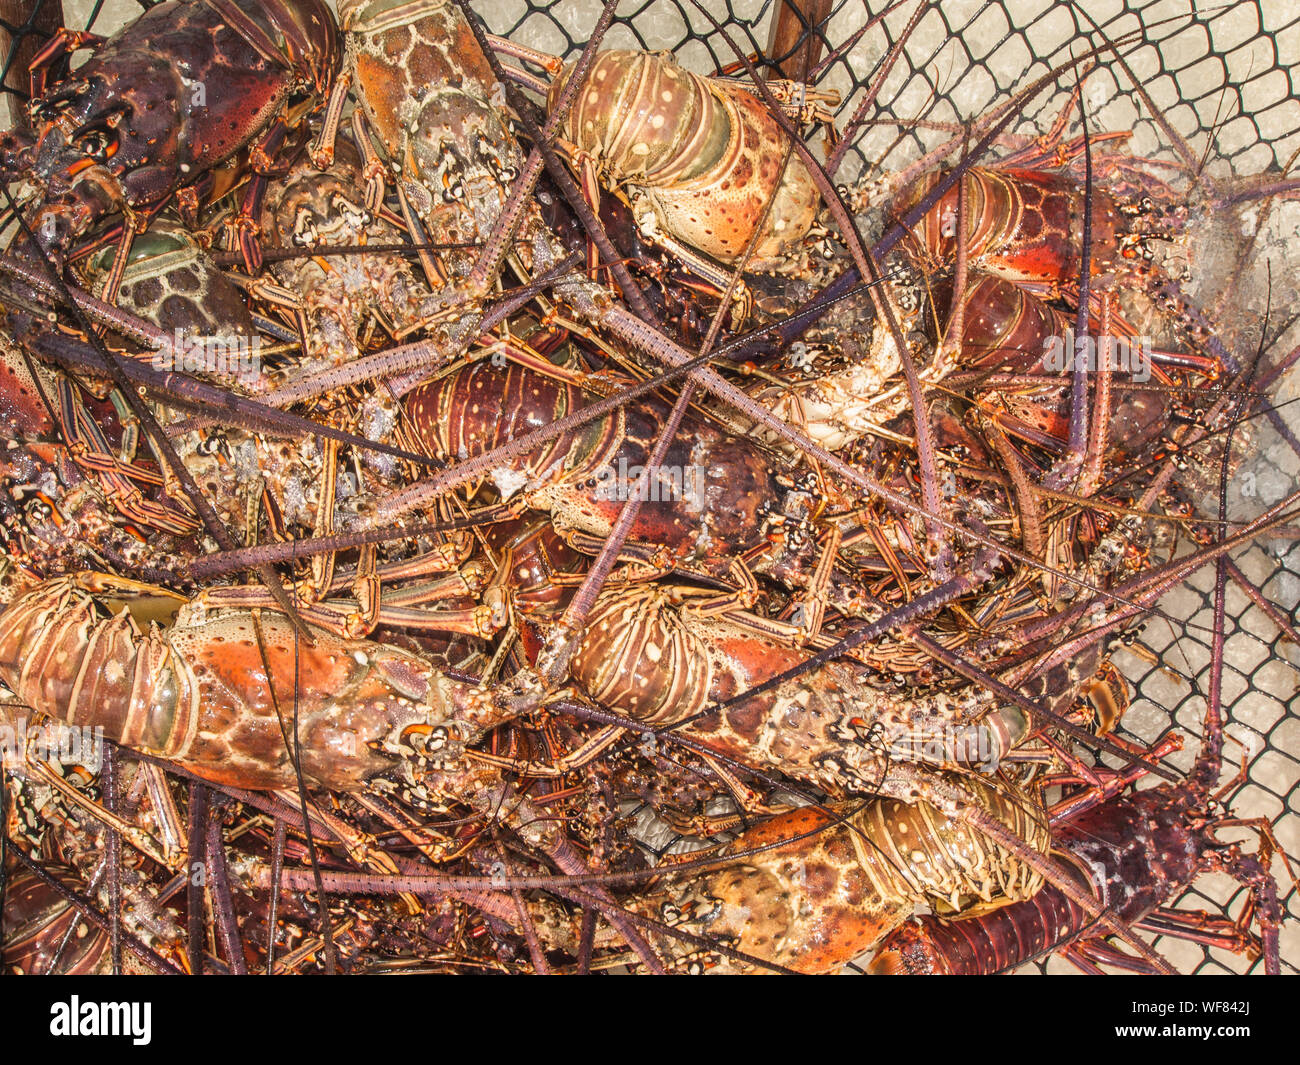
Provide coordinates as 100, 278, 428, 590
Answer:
561, 582, 1029, 795
550, 772, 1051, 974
1, 0, 340, 285
890, 163, 1136, 290
542, 48, 831, 276
321, 0, 531, 288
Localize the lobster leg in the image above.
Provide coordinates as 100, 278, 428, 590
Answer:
483, 34, 564, 78
229, 114, 302, 276
350, 545, 381, 637
202, 797, 248, 974
1059, 945, 1111, 975
722, 76, 840, 128
1133, 905, 1264, 958
91, 222, 140, 313
10, 754, 175, 870
303, 435, 339, 601
469, 725, 626, 779
24, 28, 104, 99
1046, 735, 1184, 823
51, 374, 200, 535
309, 69, 353, 170
569, 147, 605, 282
786, 522, 841, 642
229, 172, 272, 275
137, 761, 186, 869
1069, 937, 1167, 975
350, 110, 387, 214
395, 184, 449, 291
192, 575, 493, 641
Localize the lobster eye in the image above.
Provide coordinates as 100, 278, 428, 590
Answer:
329, 192, 370, 228
76, 128, 115, 162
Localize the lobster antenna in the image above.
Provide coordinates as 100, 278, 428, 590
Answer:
210, 239, 484, 267
0, 251, 448, 468
187, 505, 516, 578
1045, 52, 1094, 492
825, 0, 925, 177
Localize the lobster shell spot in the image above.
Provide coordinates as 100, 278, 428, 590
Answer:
0, 340, 54, 436
170, 267, 201, 294
802, 860, 838, 901
838, 865, 871, 908
130, 277, 165, 305
1018, 207, 1045, 239
373, 654, 431, 701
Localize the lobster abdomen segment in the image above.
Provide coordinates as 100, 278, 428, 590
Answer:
894, 166, 1125, 285
551, 49, 823, 269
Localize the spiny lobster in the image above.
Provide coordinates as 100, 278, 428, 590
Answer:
0, 571, 516, 790
564, 581, 1029, 794
539, 48, 833, 277
1, 0, 340, 288
870, 717, 1291, 974
600, 773, 1051, 974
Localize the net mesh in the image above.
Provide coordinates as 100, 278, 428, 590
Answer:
2, 0, 1297, 975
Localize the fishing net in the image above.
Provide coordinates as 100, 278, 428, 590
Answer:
2, 0, 1297, 974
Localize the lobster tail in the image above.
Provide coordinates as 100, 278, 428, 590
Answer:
0, 576, 186, 754
870, 851, 1094, 974
893, 166, 1125, 284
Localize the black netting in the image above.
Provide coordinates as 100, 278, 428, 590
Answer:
3, 0, 1297, 975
